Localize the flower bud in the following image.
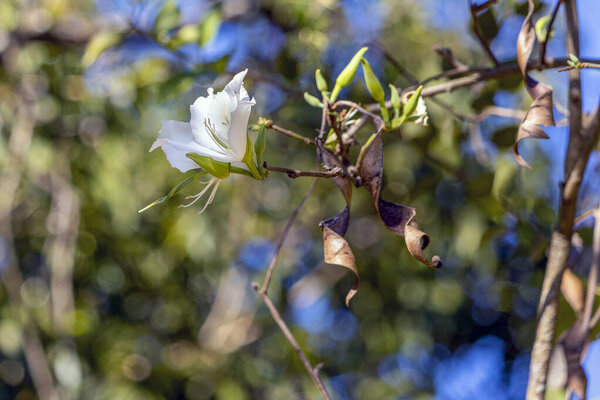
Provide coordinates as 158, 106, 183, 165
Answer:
330, 47, 368, 102
304, 92, 323, 108
315, 69, 328, 93
389, 84, 401, 116
402, 85, 423, 117
361, 58, 385, 107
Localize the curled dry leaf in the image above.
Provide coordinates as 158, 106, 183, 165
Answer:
514, 0, 556, 168
357, 133, 441, 269
317, 142, 359, 306
561, 268, 584, 317
559, 321, 588, 400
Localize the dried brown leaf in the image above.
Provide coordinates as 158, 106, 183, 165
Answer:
322, 224, 358, 307
514, 0, 555, 168
317, 142, 358, 305
560, 321, 588, 399
318, 142, 352, 205
358, 133, 441, 269
561, 268, 585, 316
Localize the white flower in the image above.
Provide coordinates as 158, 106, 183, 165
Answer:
151, 69, 256, 172
150, 69, 257, 212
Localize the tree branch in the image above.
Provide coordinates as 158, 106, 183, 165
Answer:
252, 284, 332, 399
470, 1, 500, 65
526, 1, 587, 398
264, 162, 348, 179
258, 180, 317, 294
539, 0, 563, 67
266, 121, 315, 146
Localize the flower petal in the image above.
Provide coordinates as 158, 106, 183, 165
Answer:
224, 69, 248, 97
228, 100, 254, 160
153, 121, 232, 172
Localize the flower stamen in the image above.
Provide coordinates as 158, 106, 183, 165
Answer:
204, 118, 230, 150
196, 178, 221, 214
180, 177, 219, 208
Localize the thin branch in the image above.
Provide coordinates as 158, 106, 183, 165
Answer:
368, 41, 419, 84
252, 284, 332, 400
581, 207, 600, 333
264, 162, 348, 179
471, 0, 498, 13
318, 101, 329, 141
433, 45, 470, 71
333, 100, 385, 132
416, 57, 600, 99
539, 0, 562, 67
266, 121, 315, 145
591, 303, 600, 329
470, 1, 500, 66
558, 62, 600, 72
526, 1, 586, 398
342, 114, 369, 143
258, 180, 318, 294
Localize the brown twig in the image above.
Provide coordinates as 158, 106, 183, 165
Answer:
258, 180, 318, 294
470, 1, 500, 66
591, 303, 600, 329
526, 1, 595, 398
252, 284, 332, 399
333, 100, 385, 132
391, 57, 600, 101
368, 41, 420, 84
471, 0, 498, 13
318, 101, 329, 141
433, 45, 470, 71
582, 207, 600, 333
539, 0, 562, 67
558, 62, 600, 72
266, 121, 315, 146
264, 162, 348, 179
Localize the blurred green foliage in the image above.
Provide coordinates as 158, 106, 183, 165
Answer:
0, 0, 599, 399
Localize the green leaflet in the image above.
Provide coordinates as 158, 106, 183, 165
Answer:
186, 153, 231, 179
138, 170, 207, 213
330, 47, 368, 102
403, 85, 423, 117
315, 69, 328, 93
304, 92, 323, 108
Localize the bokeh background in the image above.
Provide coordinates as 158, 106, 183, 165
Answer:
1, 0, 600, 399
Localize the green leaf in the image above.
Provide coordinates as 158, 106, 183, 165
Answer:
535, 15, 552, 43
389, 84, 401, 118
82, 31, 121, 67
200, 10, 221, 45
569, 53, 579, 63
153, 0, 180, 36
186, 153, 230, 179
241, 133, 263, 180
254, 121, 267, 167
391, 116, 406, 129
304, 92, 323, 108
325, 129, 338, 150
171, 24, 201, 46
402, 85, 423, 117
315, 69, 328, 93
330, 47, 368, 102
138, 170, 206, 213
476, 8, 498, 41
361, 57, 385, 105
